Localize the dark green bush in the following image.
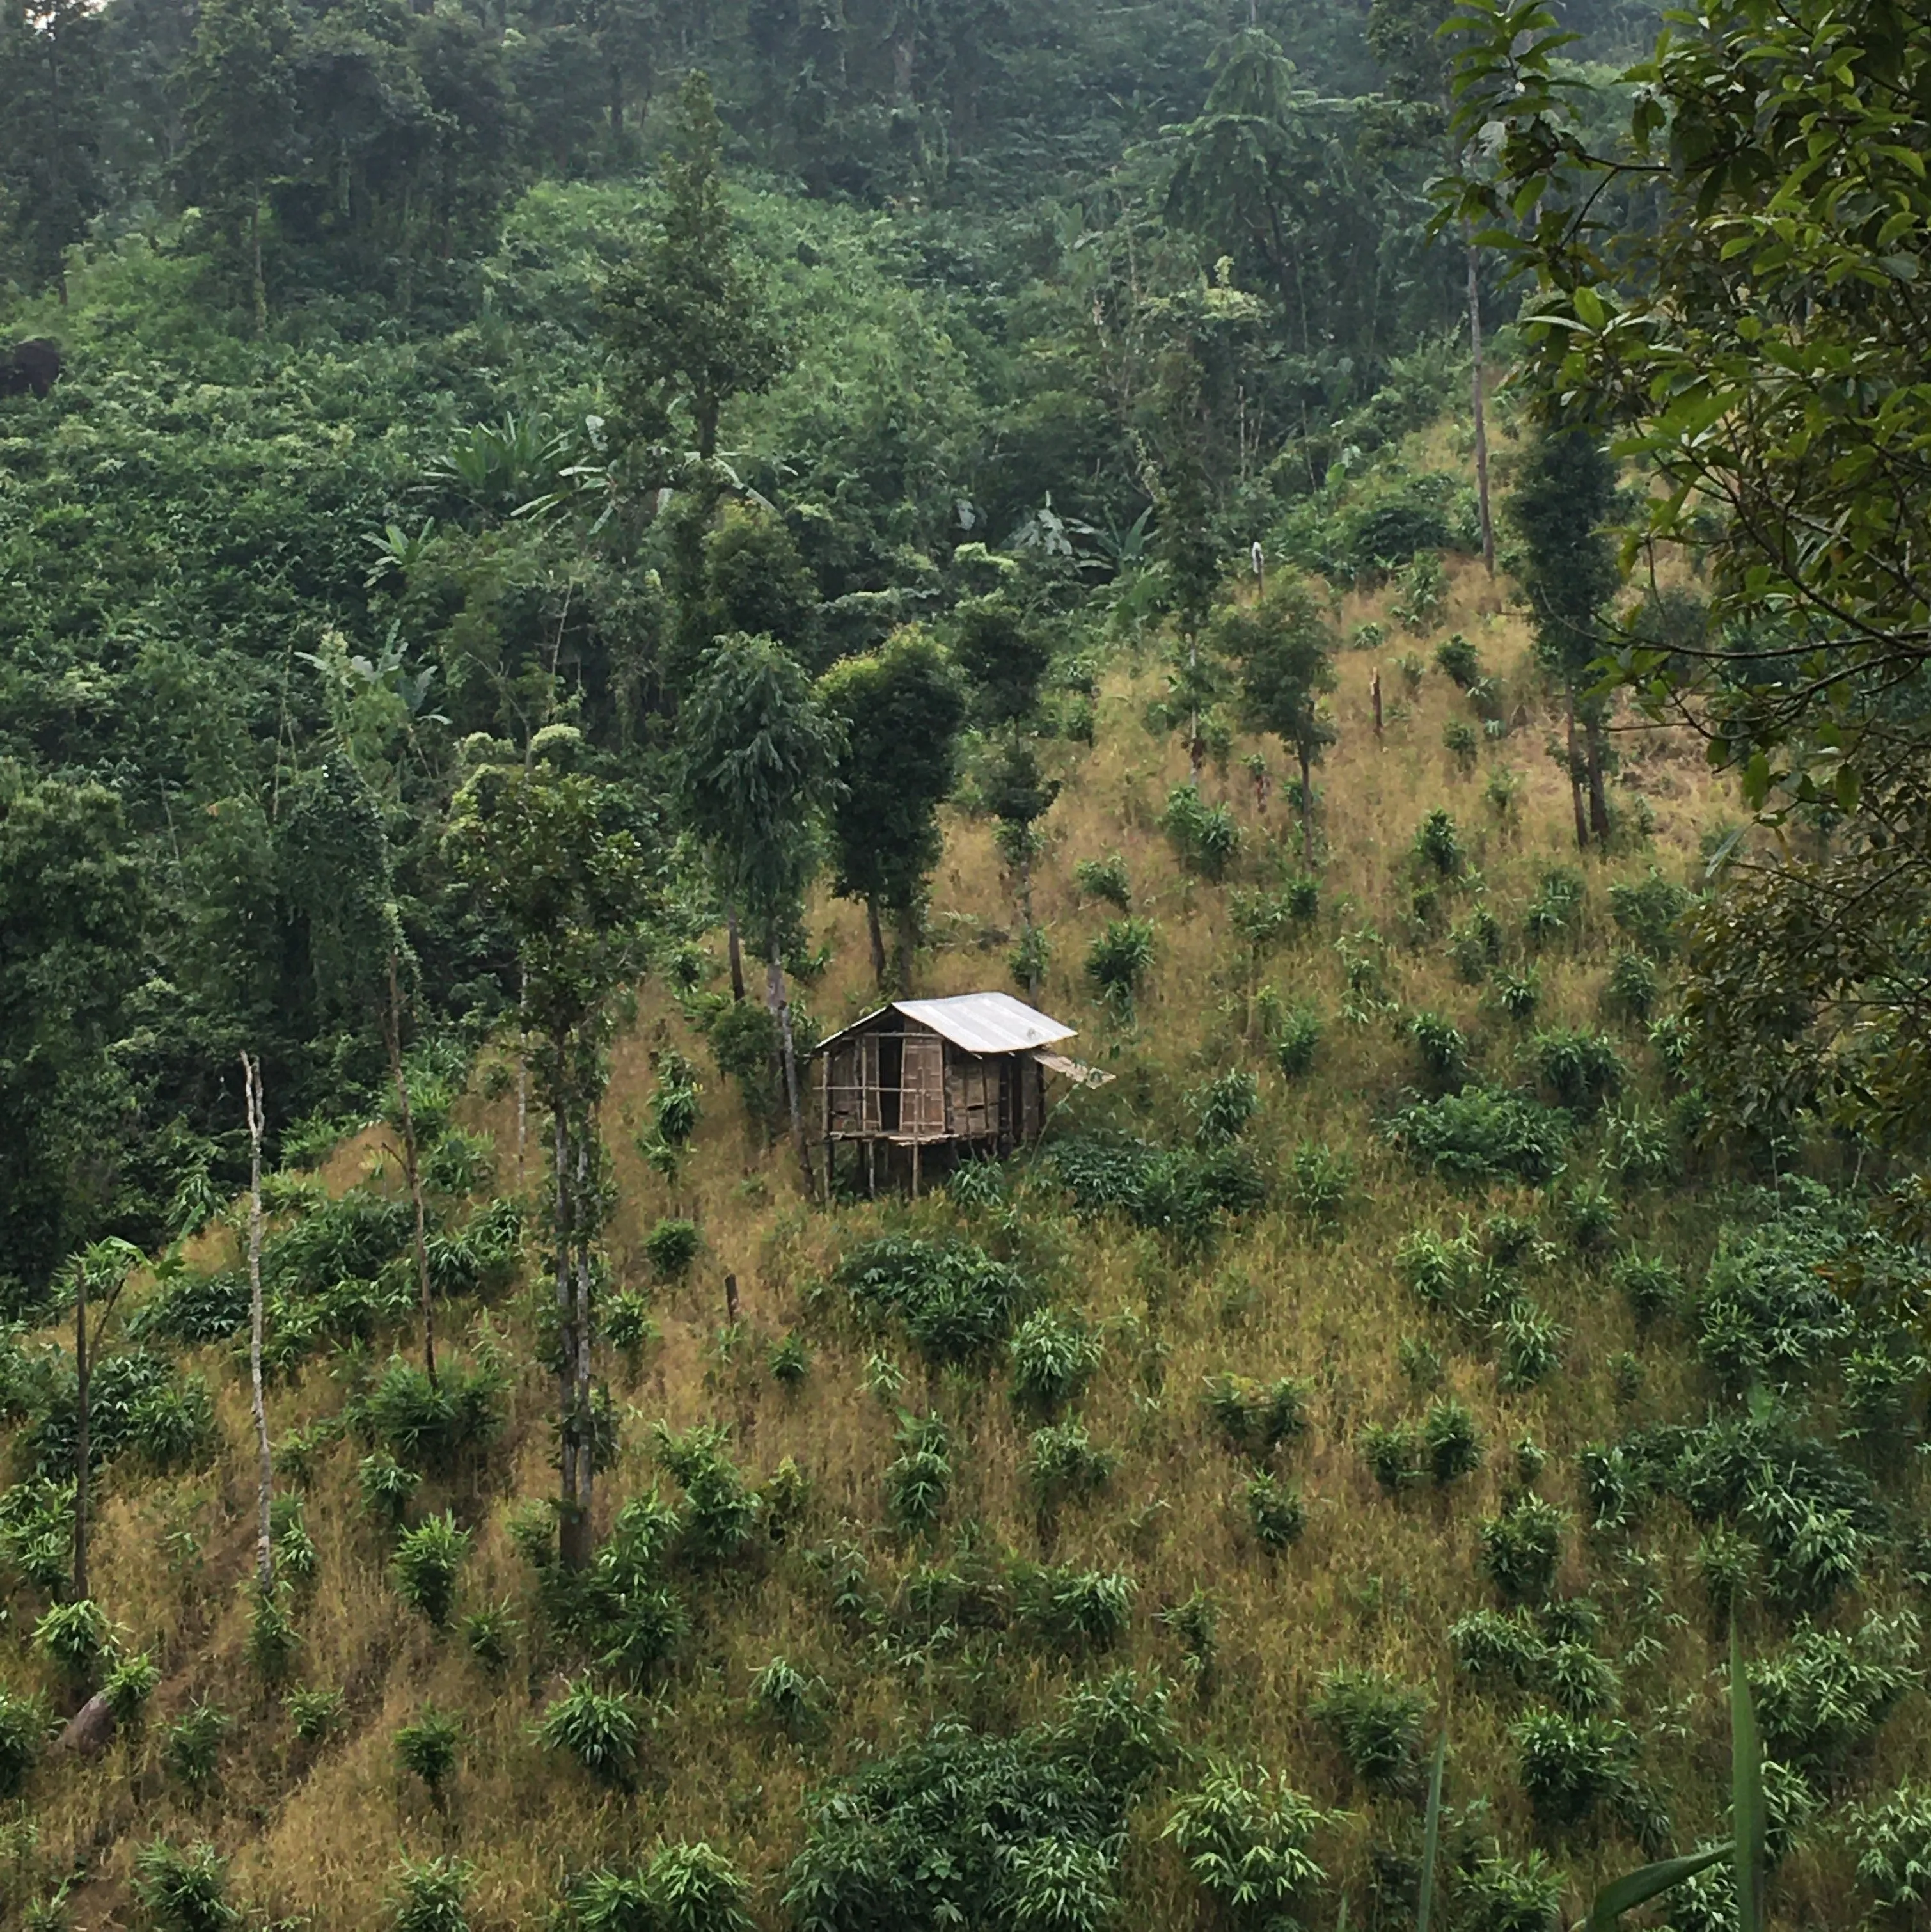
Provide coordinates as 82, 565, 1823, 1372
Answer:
1524, 868, 1586, 947
1310, 1667, 1428, 1795
1603, 950, 1659, 1021
644, 1218, 701, 1281
1016, 1566, 1135, 1653
1382, 1089, 1569, 1186
388, 1855, 474, 1932
1009, 1310, 1102, 1416
562, 1845, 754, 1932
1413, 807, 1466, 878
838, 1236, 1032, 1367
1480, 1496, 1566, 1603
1360, 1421, 1422, 1494
1162, 1761, 1330, 1932
1609, 868, 1691, 959
1749, 1613, 1918, 1787
390, 1513, 471, 1627
652, 1423, 762, 1564
0, 1686, 43, 1798
1511, 1710, 1641, 1835
1203, 1375, 1308, 1455
1531, 1030, 1625, 1118
884, 1413, 952, 1540
395, 1707, 461, 1804
359, 1355, 505, 1475
1408, 1011, 1472, 1093
539, 1681, 643, 1789
1085, 918, 1158, 1015
1075, 854, 1132, 910
1275, 1006, 1321, 1078
1244, 1472, 1306, 1550
133, 1839, 240, 1932
1423, 1398, 1483, 1486
1435, 635, 1481, 687
1026, 1421, 1117, 1517
1161, 785, 1241, 881
1191, 1069, 1261, 1145
164, 1703, 230, 1792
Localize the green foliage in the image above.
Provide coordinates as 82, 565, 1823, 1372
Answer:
769, 1333, 811, 1389
1244, 1471, 1306, 1551
652, 1423, 762, 1564
643, 1218, 702, 1282
34, 1597, 107, 1682
1610, 870, 1691, 960
1274, 1007, 1323, 1079
1016, 1566, 1135, 1653
247, 1585, 301, 1684
1163, 1762, 1329, 1932
1383, 1089, 1569, 1186
1435, 635, 1481, 688
132, 1841, 240, 1932
1604, 951, 1659, 1022
358, 1452, 420, 1530
751, 1658, 824, 1742
884, 1414, 952, 1541
1074, 855, 1132, 911
461, 1604, 517, 1675
285, 1687, 345, 1745
1160, 786, 1242, 882
1414, 807, 1466, 878
1286, 1142, 1355, 1229
1409, 1012, 1472, 1093
539, 1680, 643, 1789
1423, 1398, 1483, 1486
1749, 1613, 1919, 1788
1849, 1786, 1931, 1923
395, 1707, 461, 1803
1511, 1710, 1643, 1837
783, 1677, 1174, 1932
0, 1686, 44, 1799
1191, 1070, 1261, 1145
387, 1857, 473, 1932
1443, 718, 1479, 773
838, 1237, 1032, 1367
102, 1649, 161, 1725
1360, 1421, 1423, 1494
1009, 1311, 1103, 1418
1203, 1375, 1309, 1455
1311, 1667, 1428, 1795
1027, 1423, 1118, 1516
359, 1356, 505, 1476
1456, 1852, 1562, 1932
564, 1845, 755, 1932
164, 1704, 230, 1793
1481, 1497, 1566, 1604
390, 1513, 472, 1628
1531, 1031, 1626, 1119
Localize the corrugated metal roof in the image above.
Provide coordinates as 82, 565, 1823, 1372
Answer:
892, 992, 1075, 1054
811, 992, 1076, 1057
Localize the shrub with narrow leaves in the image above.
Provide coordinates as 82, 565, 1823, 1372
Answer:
1511, 1709, 1643, 1834
1414, 808, 1465, 877
839, 1235, 1033, 1368
1749, 1612, 1919, 1786
1456, 1851, 1562, 1932
1531, 1029, 1625, 1118
1203, 1375, 1308, 1455
1244, 1472, 1305, 1551
164, 1703, 229, 1792
1360, 1421, 1421, 1494
1850, 1786, 1931, 1923
1009, 1310, 1103, 1416
1026, 1421, 1117, 1516
461, 1603, 517, 1675
884, 1413, 952, 1540
395, 1706, 461, 1803
285, 1686, 345, 1744
1481, 1497, 1566, 1604
1163, 1762, 1329, 1932
1450, 1609, 1546, 1692
34, 1598, 107, 1683
645, 1217, 702, 1281
388, 1856, 473, 1932
0, 1686, 43, 1798
1286, 1141, 1354, 1228
751, 1656, 823, 1739
539, 1679, 643, 1788
390, 1513, 471, 1627
654, 1422, 762, 1562
1274, 1005, 1321, 1078
102, 1649, 160, 1725
358, 1450, 420, 1528
1311, 1668, 1428, 1795
1086, 918, 1158, 1015
1383, 1088, 1568, 1187
1191, 1070, 1259, 1145
1016, 1565, 1134, 1653
1423, 1398, 1482, 1486
1161, 785, 1241, 881
1074, 854, 1131, 910
132, 1839, 239, 1932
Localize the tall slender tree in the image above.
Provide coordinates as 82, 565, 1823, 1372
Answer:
819, 631, 967, 991
240, 1052, 272, 1594
680, 635, 840, 1192
64, 1237, 140, 1601
446, 734, 655, 1570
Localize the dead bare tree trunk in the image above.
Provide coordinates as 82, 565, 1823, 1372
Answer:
770, 932, 814, 1200
242, 1052, 274, 1594
384, 956, 437, 1386
1466, 228, 1495, 578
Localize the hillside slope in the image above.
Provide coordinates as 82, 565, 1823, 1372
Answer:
12, 555, 1925, 1932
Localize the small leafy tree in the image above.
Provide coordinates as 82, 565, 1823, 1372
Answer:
1213, 578, 1339, 862
132, 1839, 240, 1932
1164, 1762, 1330, 1932
390, 1513, 471, 1628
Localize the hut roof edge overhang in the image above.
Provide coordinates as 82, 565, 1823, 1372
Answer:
810, 992, 1076, 1057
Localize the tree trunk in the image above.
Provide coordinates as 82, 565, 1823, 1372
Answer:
727, 898, 745, 1002
72, 1261, 88, 1601
249, 193, 267, 338
572, 1125, 595, 1551
242, 1053, 274, 1594
895, 899, 919, 995
1299, 744, 1314, 864
1466, 228, 1495, 577
1565, 687, 1590, 852
865, 896, 887, 991
769, 933, 814, 1200
1584, 715, 1611, 845
384, 957, 437, 1386
553, 1097, 588, 1571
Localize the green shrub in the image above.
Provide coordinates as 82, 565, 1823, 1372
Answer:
1190, 1069, 1260, 1145
1450, 1609, 1546, 1691
163, 1703, 229, 1792
1074, 854, 1131, 910
1600, 1104, 1679, 1188
388, 1856, 473, 1932
0, 1686, 44, 1798
1531, 1029, 1625, 1118
102, 1649, 160, 1725
1604, 950, 1659, 1021
1027, 1422, 1117, 1517
1161, 785, 1241, 881
1413, 807, 1466, 877
1086, 918, 1158, 1016
1286, 1142, 1354, 1229
1561, 1183, 1619, 1260
1274, 1006, 1321, 1078
246, 1585, 301, 1684
1016, 1566, 1134, 1654
1449, 907, 1504, 983
1480, 1497, 1566, 1604
1244, 1472, 1306, 1550
271, 1494, 318, 1586
644, 1218, 702, 1281
1511, 1709, 1641, 1834
650, 1052, 703, 1148
1423, 1398, 1483, 1487
768, 1332, 810, 1388
132, 1840, 239, 1932
1612, 1251, 1681, 1327
750, 1656, 823, 1740
1497, 1304, 1564, 1391
1749, 1613, 1919, 1787
361, 1355, 505, 1475
605, 1292, 660, 1379
1009, 1310, 1102, 1416
1204, 1375, 1308, 1455
1409, 1011, 1472, 1093
1543, 1641, 1622, 1718
707, 997, 780, 1128
884, 1414, 952, 1540
358, 1450, 420, 1528
1494, 968, 1541, 1021
1232, 883, 1319, 949
461, 1603, 517, 1675
839, 1235, 1033, 1368
395, 1707, 461, 1804
563, 1846, 755, 1932
653, 1423, 762, 1563
285, 1686, 345, 1744
1456, 1851, 1562, 1932
1383, 1089, 1569, 1186
1435, 634, 1481, 686
1609, 868, 1691, 959
1850, 1786, 1931, 1923
390, 1513, 471, 1627
1163, 1762, 1328, 1932
539, 1680, 643, 1788
1443, 717, 1479, 772
1310, 1667, 1428, 1795
1524, 867, 1586, 947
34, 1598, 107, 1683
1360, 1421, 1422, 1495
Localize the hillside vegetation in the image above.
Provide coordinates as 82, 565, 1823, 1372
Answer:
12, 542, 1930, 1932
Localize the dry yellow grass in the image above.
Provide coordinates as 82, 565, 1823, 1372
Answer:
16, 552, 1882, 1932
